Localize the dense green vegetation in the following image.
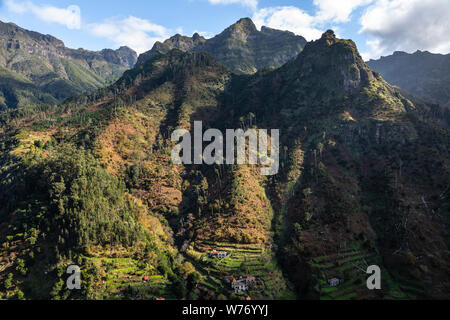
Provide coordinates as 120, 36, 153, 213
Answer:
0, 139, 184, 299
0, 21, 449, 301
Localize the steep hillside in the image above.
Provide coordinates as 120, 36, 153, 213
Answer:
136, 18, 306, 74
0, 20, 137, 110
367, 51, 450, 108
221, 30, 450, 299
0, 29, 449, 301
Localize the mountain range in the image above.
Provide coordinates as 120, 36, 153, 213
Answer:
368, 50, 450, 108
0, 20, 137, 110
0, 19, 449, 301
136, 18, 307, 74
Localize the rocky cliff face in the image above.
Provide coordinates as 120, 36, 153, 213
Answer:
135, 33, 207, 67
0, 20, 137, 109
136, 18, 307, 74
288, 30, 375, 94
100, 46, 137, 69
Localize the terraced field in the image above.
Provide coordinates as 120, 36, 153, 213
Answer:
185, 241, 295, 299
311, 246, 380, 300
83, 255, 171, 299
383, 272, 426, 300
310, 243, 426, 300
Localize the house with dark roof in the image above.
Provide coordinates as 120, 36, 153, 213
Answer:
230, 276, 258, 293
210, 250, 228, 258
232, 279, 249, 292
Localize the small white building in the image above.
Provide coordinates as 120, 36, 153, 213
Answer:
217, 251, 228, 258
232, 280, 249, 292
210, 250, 228, 258
231, 276, 257, 293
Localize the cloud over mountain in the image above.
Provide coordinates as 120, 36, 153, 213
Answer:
90, 16, 171, 54
360, 0, 450, 59
252, 6, 324, 41
314, 0, 373, 23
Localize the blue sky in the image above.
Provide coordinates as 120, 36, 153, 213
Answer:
0, 0, 449, 60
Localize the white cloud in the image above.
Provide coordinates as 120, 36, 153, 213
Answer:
5, 0, 81, 29
360, 0, 450, 59
207, 0, 258, 10
360, 39, 385, 61
314, 0, 373, 23
251, 2, 373, 42
253, 6, 324, 41
89, 16, 171, 54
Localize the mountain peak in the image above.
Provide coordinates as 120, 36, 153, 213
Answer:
294, 30, 375, 94
0, 20, 65, 47
323, 29, 336, 37
117, 46, 134, 52
171, 33, 184, 39
319, 29, 338, 45
136, 18, 306, 73
230, 17, 257, 33
193, 32, 201, 41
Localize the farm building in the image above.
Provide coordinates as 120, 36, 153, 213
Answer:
230, 276, 257, 293
244, 276, 256, 284
210, 250, 228, 258
232, 279, 249, 292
